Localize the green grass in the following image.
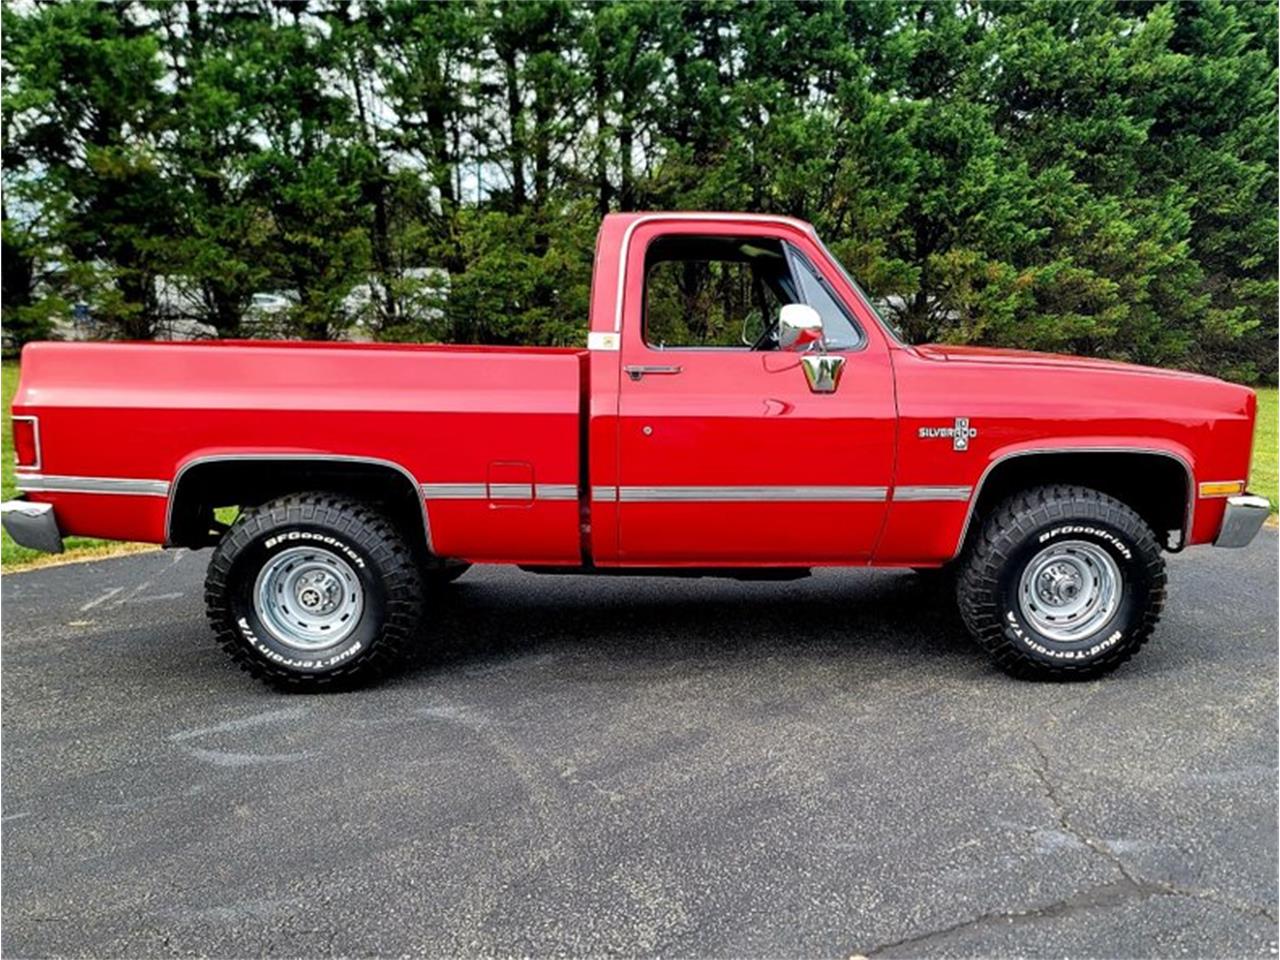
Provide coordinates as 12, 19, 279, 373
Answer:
1251, 387, 1278, 513
1, 363, 1275, 570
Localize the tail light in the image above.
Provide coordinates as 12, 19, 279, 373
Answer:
12, 416, 40, 469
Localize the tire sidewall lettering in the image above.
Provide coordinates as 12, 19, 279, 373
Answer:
263, 531, 366, 568
1035, 524, 1132, 560
999, 521, 1145, 663
1002, 609, 1126, 660
228, 524, 385, 673
236, 616, 364, 670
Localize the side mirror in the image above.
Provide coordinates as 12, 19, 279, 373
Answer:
777, 303, 824, 352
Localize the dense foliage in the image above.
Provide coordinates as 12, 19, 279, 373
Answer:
2, 1, 1276, 381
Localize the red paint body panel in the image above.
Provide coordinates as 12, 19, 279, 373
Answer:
878, 347, 1254, 559
14, 341, 584, 562
608, 219, 896, 563
11, 212, 1258, 566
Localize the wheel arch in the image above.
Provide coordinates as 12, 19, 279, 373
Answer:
166, 454, 432, 557
953, 447, 1194, 558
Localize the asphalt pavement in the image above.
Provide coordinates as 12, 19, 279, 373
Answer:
2, 534, 1277, 958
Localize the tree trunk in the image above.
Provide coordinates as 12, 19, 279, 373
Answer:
349, 53, 397, 326
502, 47, 527, 211
117, 269, 156, 340
425, 88, 464, 275
619, 99, 634, 211
532, 92, 551, 255
210, 287, 241, 338
593, 59, 612, 218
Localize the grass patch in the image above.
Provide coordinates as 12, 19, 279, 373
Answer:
1250, 387, 1278, 514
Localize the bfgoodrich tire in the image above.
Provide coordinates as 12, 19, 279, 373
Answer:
956, 485, 1166, 680
205, 493, 424, 690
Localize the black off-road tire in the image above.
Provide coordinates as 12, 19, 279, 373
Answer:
956, 485, 1166, 680
205, 492, 424, 690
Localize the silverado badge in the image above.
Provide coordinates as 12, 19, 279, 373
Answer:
918, 417, 978, 452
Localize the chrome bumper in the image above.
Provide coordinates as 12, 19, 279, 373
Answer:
1214, 494, 1271, 548
1, 500, 64, 554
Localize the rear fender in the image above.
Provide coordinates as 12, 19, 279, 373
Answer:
165, 452, 432, 554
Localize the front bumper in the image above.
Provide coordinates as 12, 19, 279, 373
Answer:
1214, 494, 1271, 548
1, 500, 65, 554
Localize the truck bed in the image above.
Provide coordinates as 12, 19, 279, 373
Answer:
14, 340, 588, 562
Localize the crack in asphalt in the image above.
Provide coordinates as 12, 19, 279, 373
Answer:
1025, 738, 1279, 927
1025, 736, 1147, 888
857, 739, 1277, 957
858, 880, 1155, 958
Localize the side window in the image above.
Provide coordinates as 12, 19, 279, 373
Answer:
786, 248, 864, 350
643, 236, 796, 349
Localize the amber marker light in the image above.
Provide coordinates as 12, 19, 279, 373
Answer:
1198, 480, 1246, 497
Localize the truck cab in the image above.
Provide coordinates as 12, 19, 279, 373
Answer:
584, 213, 897, 566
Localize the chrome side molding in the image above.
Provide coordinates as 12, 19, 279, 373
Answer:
420, 483, 579, 501
586, 484, 976, 503
597, 485, 889, 503
893, 485, 973, 502
16, 474, 170, 497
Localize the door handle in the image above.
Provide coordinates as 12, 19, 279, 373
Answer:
624, 365, 683, 381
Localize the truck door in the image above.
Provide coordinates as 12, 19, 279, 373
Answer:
610, 222, 897, 564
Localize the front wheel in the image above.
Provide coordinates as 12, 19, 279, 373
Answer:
956, 485, 1166, 680
204, 493, 424, 690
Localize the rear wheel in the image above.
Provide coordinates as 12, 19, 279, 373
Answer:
205, 492, 424, 690
956, 485, 1166, 680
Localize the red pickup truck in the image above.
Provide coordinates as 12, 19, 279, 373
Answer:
3, 212, 1267, 688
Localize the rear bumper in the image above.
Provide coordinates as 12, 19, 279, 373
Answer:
1214, 494, 1271, 548
1, 500, 64, 554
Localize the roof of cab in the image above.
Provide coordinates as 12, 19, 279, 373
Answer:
600, 211, 815, 233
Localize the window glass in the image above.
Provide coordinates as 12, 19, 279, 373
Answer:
787, 249, 863, 350
644, 236, 795, 349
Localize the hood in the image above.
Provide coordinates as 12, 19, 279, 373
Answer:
910, 343, 1220, 383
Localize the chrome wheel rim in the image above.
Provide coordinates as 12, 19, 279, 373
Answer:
1017, 540, 1122, 643
253, 546, 364, 651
